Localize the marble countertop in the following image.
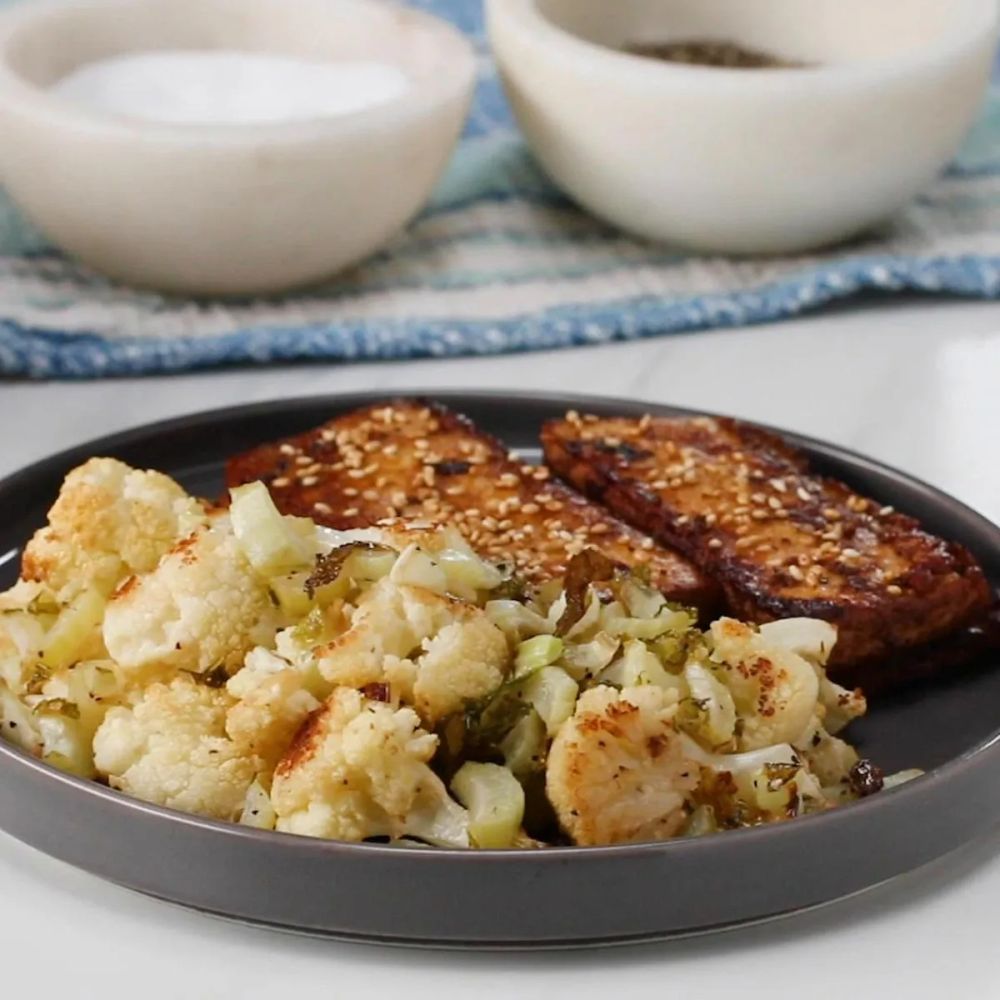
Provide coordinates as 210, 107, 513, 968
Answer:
1, 296, 998, 998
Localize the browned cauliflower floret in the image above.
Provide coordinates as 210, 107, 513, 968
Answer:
270, 687, 469, 846
102, 515, 281, 681
225, 647, 322, 774
21, 458, 205, 601
93, 675, 259, 820
546, 685, 700, 846
708, 618, 819, 751
313, 578, 509, 726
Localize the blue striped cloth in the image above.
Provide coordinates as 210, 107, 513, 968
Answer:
0, 0, 998, 378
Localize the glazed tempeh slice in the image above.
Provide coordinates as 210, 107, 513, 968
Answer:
226, 400, 718, 609
541, 412, 993, 671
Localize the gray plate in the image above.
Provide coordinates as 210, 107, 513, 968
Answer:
0, 390, 998, 949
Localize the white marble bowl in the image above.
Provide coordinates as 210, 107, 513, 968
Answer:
488, 0, 998, 255
0, 0, 474, 295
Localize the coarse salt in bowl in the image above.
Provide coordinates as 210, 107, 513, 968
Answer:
0, 0, 475, 295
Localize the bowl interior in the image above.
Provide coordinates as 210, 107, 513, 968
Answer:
536, 0, 993, 67
3, 0, 465, 92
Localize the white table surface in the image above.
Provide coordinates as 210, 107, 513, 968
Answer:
1, 297, 998, 999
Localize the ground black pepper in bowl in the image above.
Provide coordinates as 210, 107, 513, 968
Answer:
626, 40, 808, 69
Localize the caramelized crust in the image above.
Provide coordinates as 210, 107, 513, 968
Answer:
541, 412, 993, 671
226, 401, 717, 608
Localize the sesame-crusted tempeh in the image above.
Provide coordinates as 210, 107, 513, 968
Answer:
541, 412, 993, 672
225, 401, 718, 608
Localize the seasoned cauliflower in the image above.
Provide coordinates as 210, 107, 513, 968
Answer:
546, 685, 700, 846
225, 647, 322, 774
21, 458, 205, 601
708, 618, 819, 751
0, 604, 48, 694
93, 675, 258, 820
270, 687, 469, 846
103, 515, 281, 680
312, 579, 509, 726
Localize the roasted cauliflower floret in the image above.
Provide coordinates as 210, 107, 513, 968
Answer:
225, 647, 322, 774
21, 458, 205, 601
546, 685, 700, 846
103, 515, 280, 680
709, 618, 819, 751
93, 675, 258, 820
312, 579, 509, 726
270, 687, 469, 846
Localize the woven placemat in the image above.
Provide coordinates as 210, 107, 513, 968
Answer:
1, 0, 997, 378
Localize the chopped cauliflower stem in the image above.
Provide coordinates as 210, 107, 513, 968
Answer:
0, 459, 913, 849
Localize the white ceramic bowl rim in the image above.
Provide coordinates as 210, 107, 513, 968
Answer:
0, 0, 476, 145
499, 0, 1000, 89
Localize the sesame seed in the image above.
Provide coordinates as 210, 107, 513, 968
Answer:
342, 507, 359, 517
534, 467, 550, 481
796, 487, 812, 502
887, 584, 903, 595
767, 496, 783, 510
271, 477, 290, 488
313, 502, 332, 515
675, 515, 689, 526
787, 565, 804, 581
295, 455, 312, 466
879, 505, 895, 516
641, 538, 655, 550
651, 480, 668, 490
342, 487, 359, 497
300, 476, 319, 487
769, 478, 787, 493
279, 444, 297, 455
347, 469, 367, 480
841, 548, 861, 559
638, 414, 652, 431
362, 489, 379, 501
521, 503, 540, 515
589, 523, 609, 535
707, 538, 723, 549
